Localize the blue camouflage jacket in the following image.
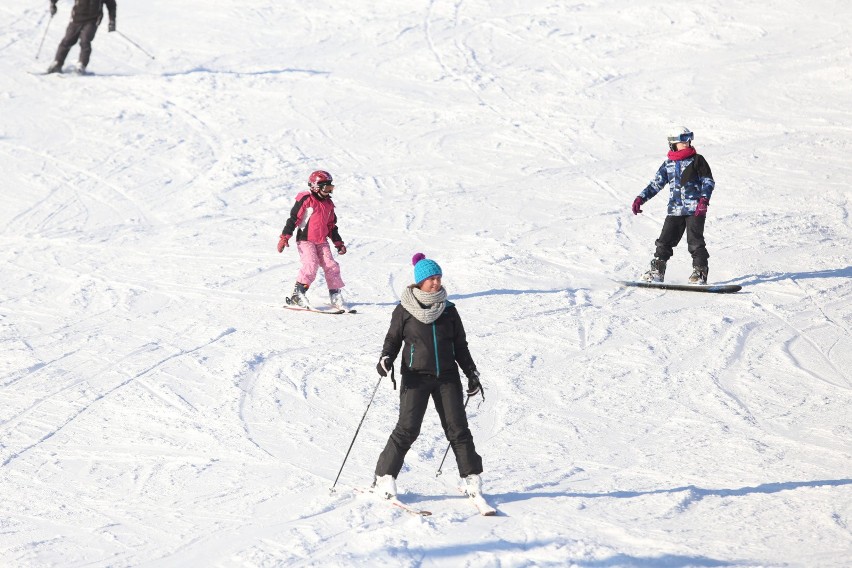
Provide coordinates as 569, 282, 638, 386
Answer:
639, 153, 715, 216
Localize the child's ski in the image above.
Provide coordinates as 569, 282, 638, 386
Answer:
283, 296, 349, 314
283, 305, 345, 315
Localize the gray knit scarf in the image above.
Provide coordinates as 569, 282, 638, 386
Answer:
400, 285, 447, 324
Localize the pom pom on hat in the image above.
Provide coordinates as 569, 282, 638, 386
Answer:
412, 252, 442, 284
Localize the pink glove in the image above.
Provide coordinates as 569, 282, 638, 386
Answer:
695, 197, 709, 217
632, 197, 644, 215
334, 241, 347, 255
277, 234, 290, 252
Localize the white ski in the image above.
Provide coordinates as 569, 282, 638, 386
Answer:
467, 492, 497, 516
353, 486, 432, 517
458, 486, 497, 516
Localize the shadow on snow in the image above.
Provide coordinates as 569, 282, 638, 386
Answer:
736, 266, 852, 287
493, 478, 852, 507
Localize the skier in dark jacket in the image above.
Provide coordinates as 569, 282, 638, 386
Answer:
632, 126, 715, 284
47, 0, 117, 74
373, 253, 487, 501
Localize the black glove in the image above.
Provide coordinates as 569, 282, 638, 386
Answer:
108, 19, 116, 32
376, 356, 390, 377
466, 371, 483, 397
50, 2, 57, 16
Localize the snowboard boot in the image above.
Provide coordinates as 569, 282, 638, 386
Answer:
689, 266, 709, 285
642, 258, 667, 283
463, 474, 483, 498
46, 60, 62, 74
289, 282, 310, 308
329, 289, 345, 310
373, 474, 397, 499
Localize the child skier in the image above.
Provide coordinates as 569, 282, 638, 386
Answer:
631, 126, 715, 284
276, 170, 347, 309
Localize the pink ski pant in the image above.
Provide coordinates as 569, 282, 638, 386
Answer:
296, 241, 345, 289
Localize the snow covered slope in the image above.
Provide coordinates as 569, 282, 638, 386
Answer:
1, 1, 850, 566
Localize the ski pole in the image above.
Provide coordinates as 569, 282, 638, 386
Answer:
116, 30, 156, 60
329, 367, 392, 494
36, 14, 54, 60
435, 395, 471, 477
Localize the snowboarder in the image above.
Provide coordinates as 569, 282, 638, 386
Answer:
373, 253, 487, 501
47, 0, 117, 74
631, 126, 715, 284
276, 170, 347, 309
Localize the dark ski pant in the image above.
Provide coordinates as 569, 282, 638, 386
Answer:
54, 19, 99, 68
654, 214, 709, 267
375, 372, 482, 479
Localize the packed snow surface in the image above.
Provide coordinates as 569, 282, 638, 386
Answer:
1, 1, 850, 566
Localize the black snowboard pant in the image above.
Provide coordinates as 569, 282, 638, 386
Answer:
654, 214, 709, 268
54, 19, 99, 67
375, 372, 482, 479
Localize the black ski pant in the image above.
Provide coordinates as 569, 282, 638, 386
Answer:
54, 19, 99, 67
654, 214, 709, 268
375, 372, 482, 479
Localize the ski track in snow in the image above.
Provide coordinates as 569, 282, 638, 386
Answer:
1, 0, 851, 566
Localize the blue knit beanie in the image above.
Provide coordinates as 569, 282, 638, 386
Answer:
412, 252, 442, 284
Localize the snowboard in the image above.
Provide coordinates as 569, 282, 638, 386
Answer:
620, 281, 742, 294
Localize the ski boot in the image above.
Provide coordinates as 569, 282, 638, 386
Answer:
289, 282, 310, 308
463, 474, 483, 498
72, 61, 87, 75
689, 266, 709, 285
463, 473, 497, 515
46, 60, 62, 74
641, 258, 667, 283
329, 288, 346, 310
373, 474, 397, 499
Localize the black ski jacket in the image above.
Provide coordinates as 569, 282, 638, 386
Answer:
69, 0, 116, 23
381, 301, 477, 381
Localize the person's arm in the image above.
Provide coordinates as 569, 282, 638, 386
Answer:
105, 0, 116, 30
696, 155, 715, 200
638, 161, 669, 202
451, 308, 477, 379
380, 305, 405, 365
282, 194, 310, 237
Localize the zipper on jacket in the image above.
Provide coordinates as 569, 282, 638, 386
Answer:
432, 323, 440, 376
